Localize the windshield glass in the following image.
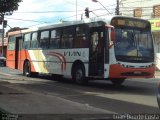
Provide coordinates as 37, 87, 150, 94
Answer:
114, 28, 154, 62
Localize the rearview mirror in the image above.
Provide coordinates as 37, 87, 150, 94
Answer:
111, 29, 115, 42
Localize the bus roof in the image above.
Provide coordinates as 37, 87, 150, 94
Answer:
39, 16, 150, 30
7, 16, 150, 36
7, 17, 112, 36
7, 27, 38, 36
38, 17, 112, 30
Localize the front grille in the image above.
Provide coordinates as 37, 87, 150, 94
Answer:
121, 72, 151, 76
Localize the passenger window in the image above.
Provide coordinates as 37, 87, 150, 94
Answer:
8, 36, 16, 50
61, 27, 75, 48
75, 25, 88, 48
40, 31, 49, 49
50, 29, 60, 49
23, 33, 31, 49
31, 32, 38, 49
91, 32, 99, 52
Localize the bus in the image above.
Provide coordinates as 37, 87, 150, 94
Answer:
6, 16, 155, 85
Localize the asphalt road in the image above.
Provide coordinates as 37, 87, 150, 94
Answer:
0, 67, 160, 120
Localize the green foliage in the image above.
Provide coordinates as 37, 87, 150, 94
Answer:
0, 0, 23, 14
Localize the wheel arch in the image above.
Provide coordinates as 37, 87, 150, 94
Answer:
23, 59, 30, 68
71, 60, 85, 77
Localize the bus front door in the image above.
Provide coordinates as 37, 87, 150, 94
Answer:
15, 36, 22, 69
89, 27, 105, 77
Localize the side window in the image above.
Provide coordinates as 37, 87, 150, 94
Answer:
8, 36, 16, 50
50, 29, 60, 49
40, 30, 49, 49
31, 32, 38, 49
75, 25, 88, 48
91, 32, 99, 52
23, 33, 31, 49
61, 27, 75, 48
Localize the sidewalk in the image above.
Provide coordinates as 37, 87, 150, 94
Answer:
0, 66, 22, 76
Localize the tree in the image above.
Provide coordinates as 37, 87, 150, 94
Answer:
0, 0, 22, 16
0, 0, 23, 56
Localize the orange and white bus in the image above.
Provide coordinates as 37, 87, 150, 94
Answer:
6, 16, 155, 85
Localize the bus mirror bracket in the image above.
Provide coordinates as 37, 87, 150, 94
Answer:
105, 25, 115, 42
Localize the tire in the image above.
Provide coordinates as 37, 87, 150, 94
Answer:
111, 78, 125, 86
72, 65, 87, 85
52, 74, 63, 81
23, 61, 32, 77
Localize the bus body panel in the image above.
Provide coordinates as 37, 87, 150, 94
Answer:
6, 50, 16, 69
104, 64, 110, 78
108, 45, 155, 79
20, 50, 37, 73
156, 53, 160, 70
29, 50, 48, 73
19, 49, 89, 76
109, 64, 155, 78
6, 16, 155, 84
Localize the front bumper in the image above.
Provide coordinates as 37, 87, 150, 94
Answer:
109, 64, 155, 78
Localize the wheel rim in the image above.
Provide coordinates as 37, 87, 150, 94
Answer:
24, 62, 30, 76
75, 69, 83, 82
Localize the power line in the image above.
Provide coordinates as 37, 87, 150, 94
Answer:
13, 10, 84, 13
24, 23, 47, 28
12, 4, 116, 14
5, 7, 116, 25
5, 8, 111, 24
64, 0, 84, 8
60, 12, 84, 20
121, 0, 152, 5
5, 17, 50, 23
120, 6, 156, 9
4, 4, 117, 28
13, 8, 116, 14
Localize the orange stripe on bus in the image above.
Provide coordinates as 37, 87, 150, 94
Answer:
47, 52, 66, 71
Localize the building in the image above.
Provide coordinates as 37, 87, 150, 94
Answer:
0, 36, 8, 57
119, 0, 160, 69
119, 0, 160, 19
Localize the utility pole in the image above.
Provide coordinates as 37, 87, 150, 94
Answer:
0, 14, 4, 56
76, 0, 77, 20
92, 0, 111, 15
116, 0, 119, 15
0, 12, 8, 57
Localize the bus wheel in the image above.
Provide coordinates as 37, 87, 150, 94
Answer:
73, 65, 87, 85
111, 78, 125, 86
52, 74, 63, 81
23, 61, 32, 77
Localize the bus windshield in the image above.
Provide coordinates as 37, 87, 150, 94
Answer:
114, 28, 154, 63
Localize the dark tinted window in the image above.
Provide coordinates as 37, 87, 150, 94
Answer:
61, 27, 75, 48
31, 32, 38, 49
75, 25, 88, 48
40, 30, 49, 49
23, 33, 31, 49
50, 29, 61, 49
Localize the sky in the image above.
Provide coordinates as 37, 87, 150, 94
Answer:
3, 0, 117, 31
